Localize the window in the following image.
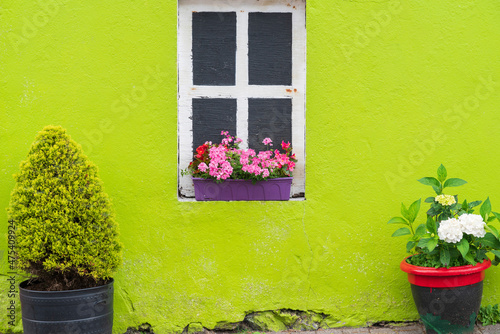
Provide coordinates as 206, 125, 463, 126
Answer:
178, 0, 306, 198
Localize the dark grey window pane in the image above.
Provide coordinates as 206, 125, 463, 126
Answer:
192, 98, 237, 152
248, 12, 292, 86
192, 12, 236, 86
248, 98, 292, 152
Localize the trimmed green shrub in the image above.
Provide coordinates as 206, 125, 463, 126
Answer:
7, 125, 122, 290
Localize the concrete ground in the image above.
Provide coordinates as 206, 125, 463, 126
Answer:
209, 323, 500, 334
124, 322, 500, 334
305, 323, 500, 334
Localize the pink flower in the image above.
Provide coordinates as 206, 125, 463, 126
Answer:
198, 162, 208, 172
258, 151, 272, 161
240, 150, 253, 165
185, 132, 297, 181
207, 145, 233, 179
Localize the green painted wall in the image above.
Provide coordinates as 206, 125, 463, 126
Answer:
1, 0, 500, 333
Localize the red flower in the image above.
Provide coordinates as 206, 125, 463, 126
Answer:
195, 143, 209, 158
281, 141, 291, 150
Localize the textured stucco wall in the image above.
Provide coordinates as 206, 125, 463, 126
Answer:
1, 0, 500, 333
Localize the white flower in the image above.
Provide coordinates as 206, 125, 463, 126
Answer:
435, 194, 456, 206
438, 218, 463, 243
458, 213, 486, 238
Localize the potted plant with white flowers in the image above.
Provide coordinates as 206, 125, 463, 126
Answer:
388, 164, 500, 334
182, 131, 297, 201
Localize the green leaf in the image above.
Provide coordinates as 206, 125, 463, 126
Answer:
457, 238, 470, 259
387, 217, 408, 225
401, 203, 410, 221
443, 178, 467, 188
481, 197, 492, 222
469, 200, 482, 209
493, 212, 500, 221
490, 250, 500, 259
418, 177, 442, 194
478, 233, 500, 248
426, 216, 437, 234
415, 224, 427, 236
406, 241, 416, 252
418, 238, 431, 248
477, 249, 488, 262
424, 197, 435, 203
464, 253, 476, 265
427, 204, 441, 217
392, 227, 411, 237
437, 164, 447, 182
440, 248, 450, 266
487, 225, 499, 239
427, 238, 438, 252
418, 177, 441, 188
407, 199, 421, 223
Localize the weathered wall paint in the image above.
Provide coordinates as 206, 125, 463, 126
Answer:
1, 0, 500, 333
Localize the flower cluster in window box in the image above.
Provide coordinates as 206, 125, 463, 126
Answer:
388, 164, 500, 268
183, 131, 297, 182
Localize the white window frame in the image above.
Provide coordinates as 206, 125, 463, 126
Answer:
178, 0, 306, 198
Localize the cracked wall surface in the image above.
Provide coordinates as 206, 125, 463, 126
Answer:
1, 0, 500, 333
184, 309, 338, 333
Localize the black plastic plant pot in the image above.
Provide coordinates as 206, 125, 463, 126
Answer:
401, 258, 491, 334
19, 278, 114, 334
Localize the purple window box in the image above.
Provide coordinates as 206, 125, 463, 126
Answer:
192, 177, 293, 201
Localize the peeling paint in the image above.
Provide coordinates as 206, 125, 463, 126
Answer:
124, 323, 155, 334
210, 309, 337, 332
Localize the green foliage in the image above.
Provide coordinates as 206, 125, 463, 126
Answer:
7, 126, 122, 285
388, 164, 500, 268
478, 304, 500, 326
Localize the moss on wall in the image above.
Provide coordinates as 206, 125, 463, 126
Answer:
1, 0, 500, 333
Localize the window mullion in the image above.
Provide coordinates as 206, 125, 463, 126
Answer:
235, 10, 249, 149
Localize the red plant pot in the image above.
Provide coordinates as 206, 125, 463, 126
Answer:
400, 257, 491, 334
